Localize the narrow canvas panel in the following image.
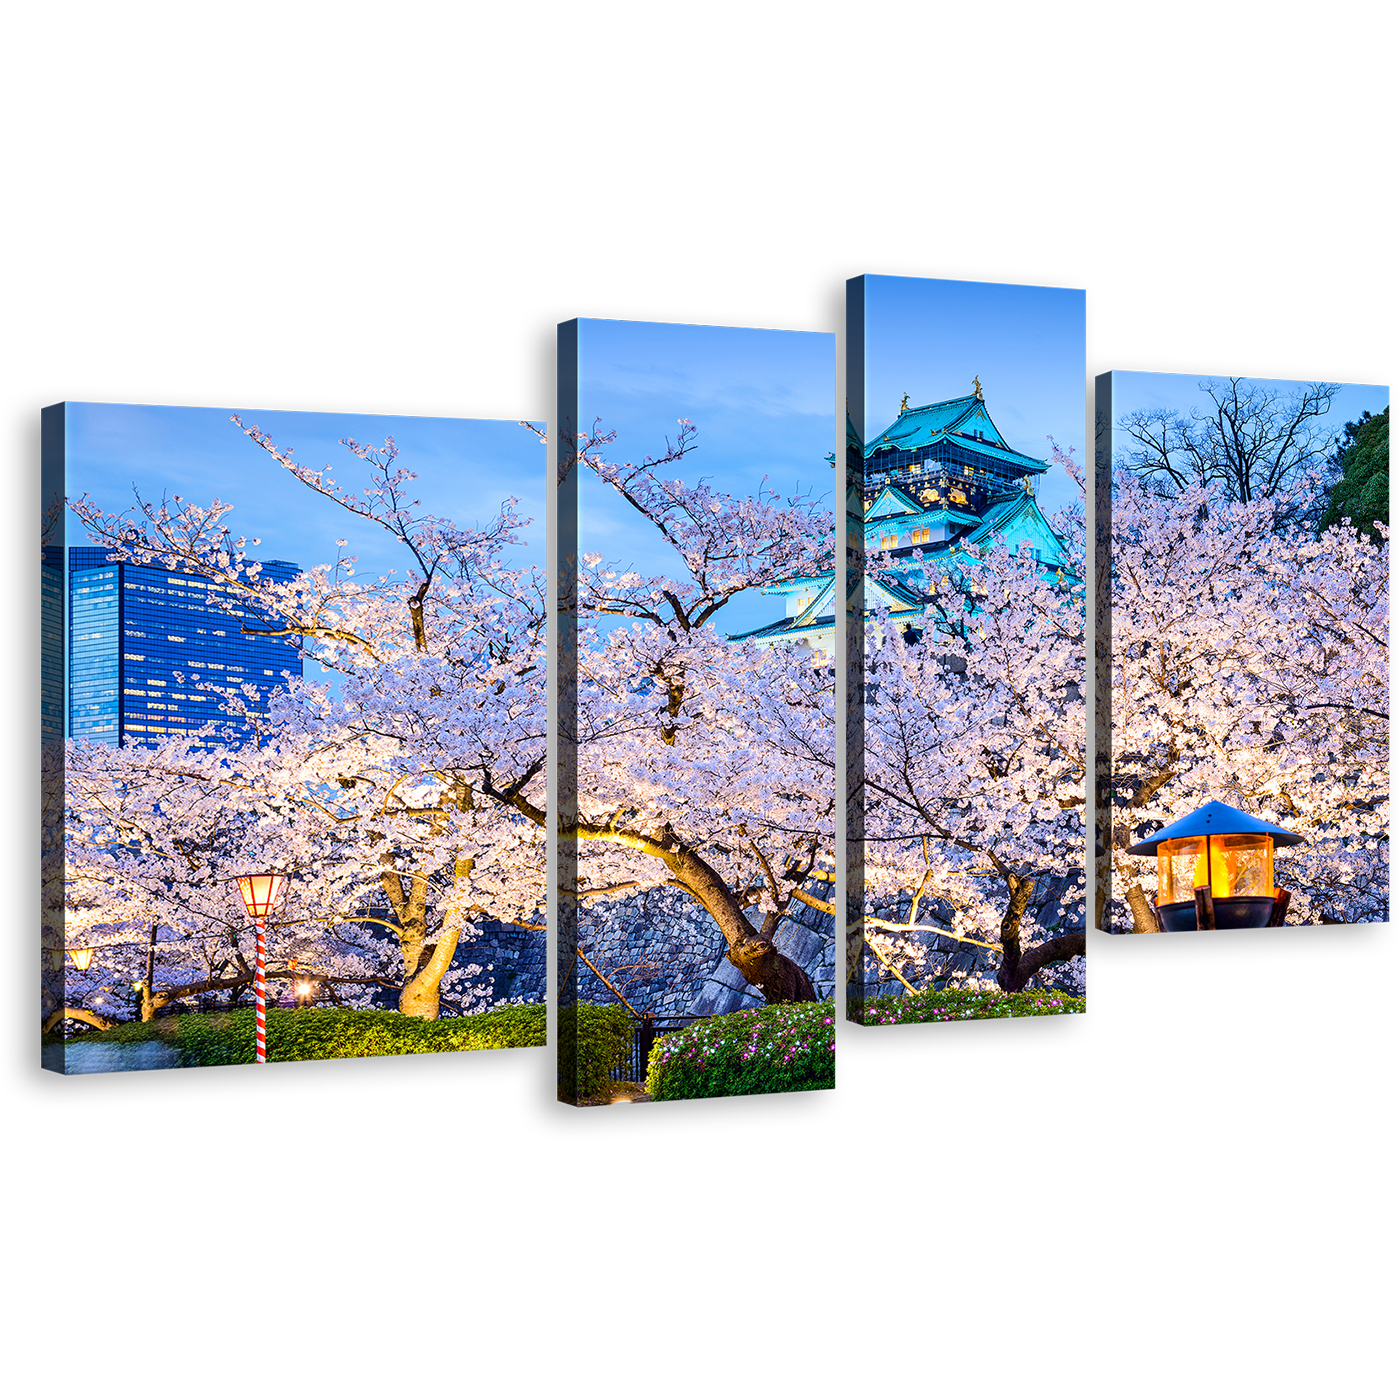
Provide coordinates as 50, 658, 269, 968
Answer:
557, 319, 837, 1105
847, 276, 1088, 1026
42, 403, 548, 1073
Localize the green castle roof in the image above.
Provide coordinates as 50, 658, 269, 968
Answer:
865, 392, 1048, 476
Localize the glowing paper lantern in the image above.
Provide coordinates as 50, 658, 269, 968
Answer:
236, 873, 286, 922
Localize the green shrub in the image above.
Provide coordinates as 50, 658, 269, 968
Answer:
645, 1000, 836, 1101
557, 1002, 633, 1104
57, 1003, 546, 1065
855, 986, 1085, 1026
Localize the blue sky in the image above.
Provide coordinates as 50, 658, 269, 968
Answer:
861, 275, 1087, 518
63, 402, 547, 687
576, 319, 836, 638
1108, 372, 1389, 463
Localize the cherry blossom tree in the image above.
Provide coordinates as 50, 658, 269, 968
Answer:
548, 420, 837, 1004
860, 446, 1088, 993
1105, 470, 1388, 931
62, 420, 548, 1022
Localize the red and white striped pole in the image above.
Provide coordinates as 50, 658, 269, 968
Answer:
254, 915, 267, 1064
237, 873, 285, 1067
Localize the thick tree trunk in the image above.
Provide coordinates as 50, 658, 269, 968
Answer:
728, 928, 817, 1002
398, 917, 463, 1019
139, 923, 158, 1021
1125, 883, 1158, 934
391, 856, 470, 1020
995, 872, 1089, 991
994, 873, 1039, 992
545, 793, 819, 1005
1001, 932, 1087, 992
660, 844, 816, 1004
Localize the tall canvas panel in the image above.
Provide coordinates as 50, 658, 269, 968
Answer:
557, 319, 837, 1105
847, 276, 1088, 1026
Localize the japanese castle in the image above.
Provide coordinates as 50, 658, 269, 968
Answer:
732, 382, 1072, 653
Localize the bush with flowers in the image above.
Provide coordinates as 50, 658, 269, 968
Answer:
855, 986, 1084, 1026
644, 999, 836, 1100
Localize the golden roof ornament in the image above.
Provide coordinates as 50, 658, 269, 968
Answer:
972, 375, 983, 400
899, 393, 910, 413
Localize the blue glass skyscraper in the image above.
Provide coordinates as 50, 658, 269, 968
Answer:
67, 547, 303, 748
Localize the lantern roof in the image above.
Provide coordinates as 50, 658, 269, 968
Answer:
1126, 800, 1306, 855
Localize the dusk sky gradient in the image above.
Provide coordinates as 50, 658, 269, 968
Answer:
576, 318, 836, 639
861, 275, 1087, 519
63, 402, 547, 690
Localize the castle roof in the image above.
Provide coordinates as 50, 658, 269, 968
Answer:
868, 394, 989, 449
729, 574, 838, 645
728, 612, 836, 644
865, 483, 924, 518
865, 393, 1049, 476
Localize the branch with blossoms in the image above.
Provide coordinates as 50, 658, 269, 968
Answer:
532, 417, 833, 633
862, 449, 1088, 991
542, 416, 836, 1005
1106, 470, 1387, 930
61, 417, 551, 1024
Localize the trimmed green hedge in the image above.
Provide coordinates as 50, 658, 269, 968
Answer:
56, 1004, 546, 1065
557, 1003, 633, 1104
855, 986, 1085, 1026
645, 1000, 836, 1101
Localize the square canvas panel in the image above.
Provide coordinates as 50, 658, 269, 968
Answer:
42, 403, 547, 1073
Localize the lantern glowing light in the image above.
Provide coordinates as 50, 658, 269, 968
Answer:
70, 947, 97, 972
236, 873, 286, 921
1128, 801, 1305, 931
1157, 832, 1274, 904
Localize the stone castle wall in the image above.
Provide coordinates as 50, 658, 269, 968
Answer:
576, 882, 836, 1017
458, 920, 547, 1006
854, 873, 1085, 1000
338, 894, 842, 1016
